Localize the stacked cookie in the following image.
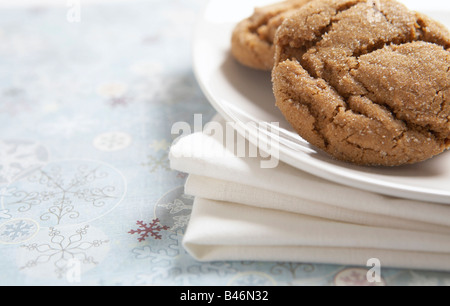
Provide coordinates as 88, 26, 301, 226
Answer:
231, 0, 450, 166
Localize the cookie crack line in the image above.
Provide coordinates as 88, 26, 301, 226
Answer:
292, 58, 409, 151
351, 13, 450, 59
281, 0, 417, 59
343, 133, 394, 156
300, 1, 362, 52
350, 5, 404, 58
271, 0, 450, 166
298, 13, 449, 135
346, 66, 407, 126
285, 48, 448, 153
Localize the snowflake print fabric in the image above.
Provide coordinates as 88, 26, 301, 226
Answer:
0, 0, 448, 286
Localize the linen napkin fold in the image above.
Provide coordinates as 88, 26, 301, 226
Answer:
169, 116, 450, 271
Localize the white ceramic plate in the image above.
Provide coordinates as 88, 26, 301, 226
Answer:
192, 0, 450, 204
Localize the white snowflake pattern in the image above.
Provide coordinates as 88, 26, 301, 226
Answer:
0, 140, 48, 184
158, 197, 192, 214
93, 132, 132, 152
171, 215, 190, 233
2, 160, 126, 227
154, 188, 193, 234
18, 225, 110, 280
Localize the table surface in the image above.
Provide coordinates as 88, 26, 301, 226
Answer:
0, 0, 450, 286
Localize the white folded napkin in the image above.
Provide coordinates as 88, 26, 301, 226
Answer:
169, 116, 450, 271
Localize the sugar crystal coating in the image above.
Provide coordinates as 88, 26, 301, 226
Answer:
272, 0, 450, 166
231, 0, 312, 70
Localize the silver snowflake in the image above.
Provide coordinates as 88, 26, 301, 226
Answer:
20, 225, 109, 279
158, 197, 193, 214
171, 215, 190, 232
3, 161, 124, 226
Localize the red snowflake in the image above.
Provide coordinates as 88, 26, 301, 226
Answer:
108, 97, 130, 108
128, 219, 169, 242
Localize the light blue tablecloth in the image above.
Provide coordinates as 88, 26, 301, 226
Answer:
0, 0, 450, 286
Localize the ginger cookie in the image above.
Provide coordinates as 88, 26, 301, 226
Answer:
272, 0, 450, 166
231, 0, 312, 70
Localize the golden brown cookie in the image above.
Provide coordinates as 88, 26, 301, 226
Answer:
231, 0, 312, 70
272, 0, 450, 166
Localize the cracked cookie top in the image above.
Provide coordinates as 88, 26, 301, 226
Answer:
272, 0, 450, 166
231, 0, 312, 70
